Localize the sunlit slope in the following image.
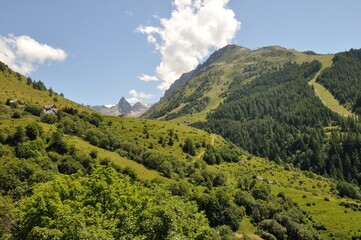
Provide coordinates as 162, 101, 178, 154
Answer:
143, 45, 336, 124
0, 63, 91, 114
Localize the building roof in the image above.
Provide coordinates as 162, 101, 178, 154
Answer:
43, 104, 56, 109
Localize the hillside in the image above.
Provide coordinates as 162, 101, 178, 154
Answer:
143, 45, 335, 124
316, 48, 361, 114
143, 45, 361, 184
193, 55, 361, 184
1, 61, 361, 239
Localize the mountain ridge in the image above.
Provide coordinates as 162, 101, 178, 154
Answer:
89, 96, 152, 117
142, 44, 310, 121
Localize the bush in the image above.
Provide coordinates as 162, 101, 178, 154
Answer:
40, 114, 57, 124
182, 138, 196, 156
11, 111, 21, 119
89, 150, 98, 159
337, 181, 361, 200
25, 123, 43, 140
0, 144, 4, 157
258, 219, 287, 240
24, 104, 43, 116
252, 183, 271, 201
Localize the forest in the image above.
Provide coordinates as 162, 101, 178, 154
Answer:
316, 48, 361, 114
194, 60, 361, 188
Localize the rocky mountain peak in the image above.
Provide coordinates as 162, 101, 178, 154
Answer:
89, 97, 152, 117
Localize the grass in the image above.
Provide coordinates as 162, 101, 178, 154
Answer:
208, 157, 361, 240
152, 47, 346, 125
2, 54, 361, 239
68, 136, 168, 182
103, 116, 226, 158
0, 69, 91, 113
236, 217, 261, 240
298, 53, 354, 117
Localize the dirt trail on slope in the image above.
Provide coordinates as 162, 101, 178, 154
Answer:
196, 134, 216, 160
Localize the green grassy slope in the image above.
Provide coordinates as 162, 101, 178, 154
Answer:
316, 49, 361, 115
210, 157, 361, 239
2, 60, 361, 239
0, 65, 91, 114
308, 54, 353, 117
143, 45, 337, 125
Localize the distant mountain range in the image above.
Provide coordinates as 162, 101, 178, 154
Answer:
88, 97, 152, 117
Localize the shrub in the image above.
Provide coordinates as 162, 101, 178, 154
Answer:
0, 144, 4, 157
11, 111, 21, 119
40, 114, 57, 124
337, 181, 361, 200
252, 183, 271, 201
24, 104, 43, 116
182, 138, 196, 156
89, 150, 98, 159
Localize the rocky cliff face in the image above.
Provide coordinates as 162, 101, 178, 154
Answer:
89, 97, 152, 117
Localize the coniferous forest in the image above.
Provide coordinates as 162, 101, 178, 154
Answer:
194, 59, 361, 187
316, 49, 361, 114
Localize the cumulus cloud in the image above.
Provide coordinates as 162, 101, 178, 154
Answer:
138, 74, 159, 82
127, 89, 154, 104
138, 0, 240, 91
0, 34, 67, 75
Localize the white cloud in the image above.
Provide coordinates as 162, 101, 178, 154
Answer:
0, 34, 67, 75
127, 89, 154, 104
137, 0, 240, 91
138, 74, 159, 82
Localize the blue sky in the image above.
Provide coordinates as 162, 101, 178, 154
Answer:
0, 0, 360, 106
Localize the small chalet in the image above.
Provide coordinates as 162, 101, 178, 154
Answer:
43, 104, 57, 114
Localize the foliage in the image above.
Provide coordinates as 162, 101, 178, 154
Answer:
196, 188, 244, 231
316, 49, 361, 113
40, 113, 57, 124
194, 61, 361, 185
24, 104, 43, 117
0, 195, 16, 239
15, 166, 214, 240
336, 181, 361, 199
32, 80, 47, 91
183, 138, 196, 156
12, 111, 21, 119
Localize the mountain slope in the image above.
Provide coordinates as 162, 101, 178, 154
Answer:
192, 55, 361, 186
316, 48, 361, 114
308, 57, 353, 117
143, 45, 334, 123
2, 58, 361, 239
89, 97, 151, 117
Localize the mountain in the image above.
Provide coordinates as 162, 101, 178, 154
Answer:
142, 44, 310, 121
89, 97, 152, 117
144, 45, 361, 191
161, 45, 242, 99
2, 48, 361, 240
